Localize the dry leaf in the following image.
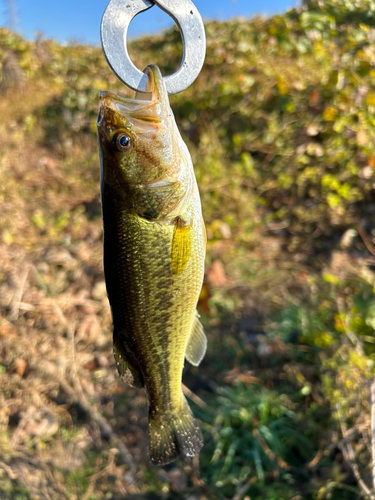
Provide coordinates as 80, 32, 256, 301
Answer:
207, 260, 228, 287
14, 359, 27, 377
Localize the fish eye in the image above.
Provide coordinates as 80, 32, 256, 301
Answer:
114, 132, 132, 152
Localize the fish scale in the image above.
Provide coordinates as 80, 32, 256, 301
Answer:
98, 65, 206, 465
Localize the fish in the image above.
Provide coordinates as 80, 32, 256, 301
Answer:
97, 65, 207, 466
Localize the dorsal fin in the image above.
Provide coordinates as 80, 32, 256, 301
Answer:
185, 311, 207, 366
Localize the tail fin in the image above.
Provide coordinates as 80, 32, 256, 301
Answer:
148, 397, 203, 465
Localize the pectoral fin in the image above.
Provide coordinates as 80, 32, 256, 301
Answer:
185, 311, 207, 366
113, 332, 144, 388
171, 219, 192, 275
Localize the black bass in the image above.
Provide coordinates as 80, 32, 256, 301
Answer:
97, 65, 207, 465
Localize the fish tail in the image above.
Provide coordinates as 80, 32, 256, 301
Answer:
148, 396, 203, 466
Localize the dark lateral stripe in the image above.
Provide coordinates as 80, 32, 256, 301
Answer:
103, 188, 177, 410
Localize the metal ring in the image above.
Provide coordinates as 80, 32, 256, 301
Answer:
100, 0, 206, 95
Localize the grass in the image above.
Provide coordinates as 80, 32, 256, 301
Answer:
1, 0, 375, 498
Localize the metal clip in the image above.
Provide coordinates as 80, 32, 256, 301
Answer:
101, 0, 206, 95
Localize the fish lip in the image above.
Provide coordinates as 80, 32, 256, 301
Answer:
98, 65, 165, 104
98, 66, 164, 102
98, 66, 170, 121
141, 65, 165, 95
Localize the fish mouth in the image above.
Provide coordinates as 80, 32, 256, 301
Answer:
99, 65, 170, 125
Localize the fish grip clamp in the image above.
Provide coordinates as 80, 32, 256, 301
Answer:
101, 0, 206, 95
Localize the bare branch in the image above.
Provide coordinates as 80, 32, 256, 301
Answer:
335, 296, 364, 356
0, 461, 17, 480
358, 224, 375, 260
10, 267, 29, 321
371, 380, 375, 492
232, 482, 251, 500
336, 403, 375, 499
182, 383, 215, 415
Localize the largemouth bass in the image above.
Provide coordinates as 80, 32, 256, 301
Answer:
97, 65, 207, 465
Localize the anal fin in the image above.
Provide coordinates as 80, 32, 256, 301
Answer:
113, 332, 144, 388
185, 311, 207, 367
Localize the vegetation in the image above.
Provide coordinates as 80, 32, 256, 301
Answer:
1, 0, 375, 498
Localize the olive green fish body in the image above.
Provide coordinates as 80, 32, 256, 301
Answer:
98, 66, 206, 465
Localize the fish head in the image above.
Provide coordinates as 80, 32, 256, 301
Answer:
98, 65, 192, 221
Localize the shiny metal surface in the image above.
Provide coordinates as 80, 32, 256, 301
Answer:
101, 0, 206, 94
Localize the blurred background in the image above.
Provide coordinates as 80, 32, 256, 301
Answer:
1, 0, 375, 499
0, 0, 296, 43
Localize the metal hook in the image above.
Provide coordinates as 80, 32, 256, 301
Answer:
101, 0, 206, 95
